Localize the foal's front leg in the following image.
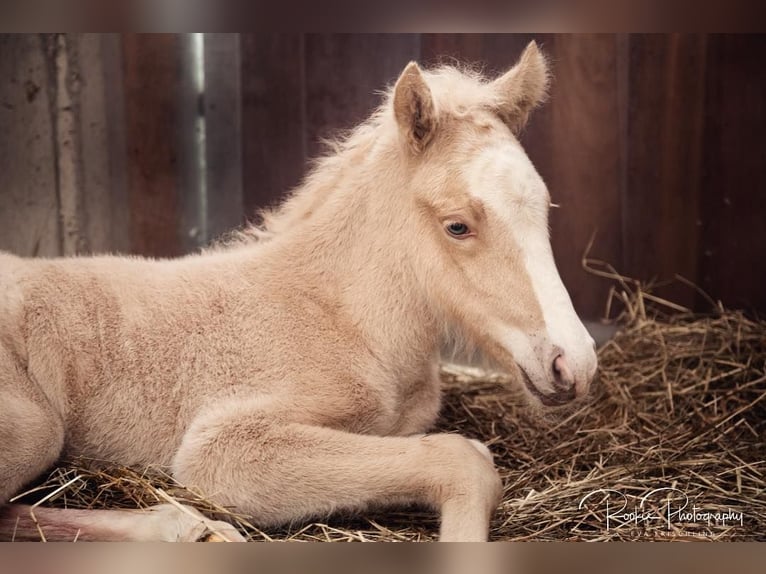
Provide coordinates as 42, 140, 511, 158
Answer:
172, 401, 503, 541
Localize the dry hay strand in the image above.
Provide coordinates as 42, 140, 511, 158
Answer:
12, 265, 766, 541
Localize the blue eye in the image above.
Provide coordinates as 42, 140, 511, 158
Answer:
446, 222, 470, 237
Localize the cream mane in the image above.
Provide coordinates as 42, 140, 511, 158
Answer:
214, 65, 515, 249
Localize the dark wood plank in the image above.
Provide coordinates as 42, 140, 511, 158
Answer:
699, 34, 766, 314
122, 34, 183, 257
544, 35, 624, 320
303, 34, 420, 159
203, 33, 244, 242
240, 34, 305, 219
100, 33, 131, 254
622, 34, 708, 308
0, 34, 60, 257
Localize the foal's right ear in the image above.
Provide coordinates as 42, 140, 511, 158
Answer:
393, 62, 437, 153
491, 41, 550, 134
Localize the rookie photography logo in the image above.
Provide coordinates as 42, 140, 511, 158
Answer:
577, 487, 745, 539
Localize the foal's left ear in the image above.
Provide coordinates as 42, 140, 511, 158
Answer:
492, 41, 551, 134
393, 62, 437, 153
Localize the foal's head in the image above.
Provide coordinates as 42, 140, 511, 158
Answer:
392, 42, 597, 406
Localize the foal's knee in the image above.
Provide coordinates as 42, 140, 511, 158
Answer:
0, 394, 64, 503
421, 434, 503, 511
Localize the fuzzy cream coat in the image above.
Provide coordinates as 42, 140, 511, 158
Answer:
0, 42, 597, 541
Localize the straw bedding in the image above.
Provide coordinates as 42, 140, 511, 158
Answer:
11, 277, 766, 541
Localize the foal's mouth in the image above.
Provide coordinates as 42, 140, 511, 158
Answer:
519, 368, 577, 407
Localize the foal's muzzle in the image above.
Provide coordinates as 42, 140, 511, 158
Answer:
523, 374, 577, 406
522, 352, 592, 407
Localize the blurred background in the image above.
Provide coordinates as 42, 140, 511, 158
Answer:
1, 33, 764, 320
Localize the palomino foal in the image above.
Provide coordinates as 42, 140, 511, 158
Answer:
0, 42, 597, 542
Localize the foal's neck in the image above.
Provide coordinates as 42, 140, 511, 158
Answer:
272, 140, 440, 372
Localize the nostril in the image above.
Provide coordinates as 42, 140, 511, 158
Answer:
552, 356, 561, 376
552, 354, 574, 390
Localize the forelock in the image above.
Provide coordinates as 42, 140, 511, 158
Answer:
384, 64, 507, 121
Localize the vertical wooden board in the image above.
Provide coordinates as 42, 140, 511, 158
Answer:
77, 33, 120, 255
122, 33, 183, 257
615, 33, 630, 275
699, 35, 766, 313
48, 34, 89, 256
240, 34, 305, 219
545, 35, 624, 320
622, 34, 708, 308
100, 33, 131, 254
203, 33, 243, 242
303, 34, 420, 159
0, 34, 61, 257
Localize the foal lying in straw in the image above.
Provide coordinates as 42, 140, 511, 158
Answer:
0, 42, 597, 542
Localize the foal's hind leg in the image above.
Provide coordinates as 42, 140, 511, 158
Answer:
0, 347, 64, 504
0, 503, 246, 541
172, 401, 503, 541
0, 347, 243, 542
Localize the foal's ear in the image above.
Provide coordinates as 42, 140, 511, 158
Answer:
393, 62, 437, 153
491, 41, 550, 134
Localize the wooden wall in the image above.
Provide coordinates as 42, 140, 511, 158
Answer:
243, 33, 766, 318
1, 34, 764, 319
0, 34, 130, 257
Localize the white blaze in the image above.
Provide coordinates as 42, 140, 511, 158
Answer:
465, 135, 597, 394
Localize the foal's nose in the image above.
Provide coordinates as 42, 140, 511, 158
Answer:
552, 354, 575, 392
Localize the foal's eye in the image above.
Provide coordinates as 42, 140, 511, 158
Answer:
446, 222, 470, 237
